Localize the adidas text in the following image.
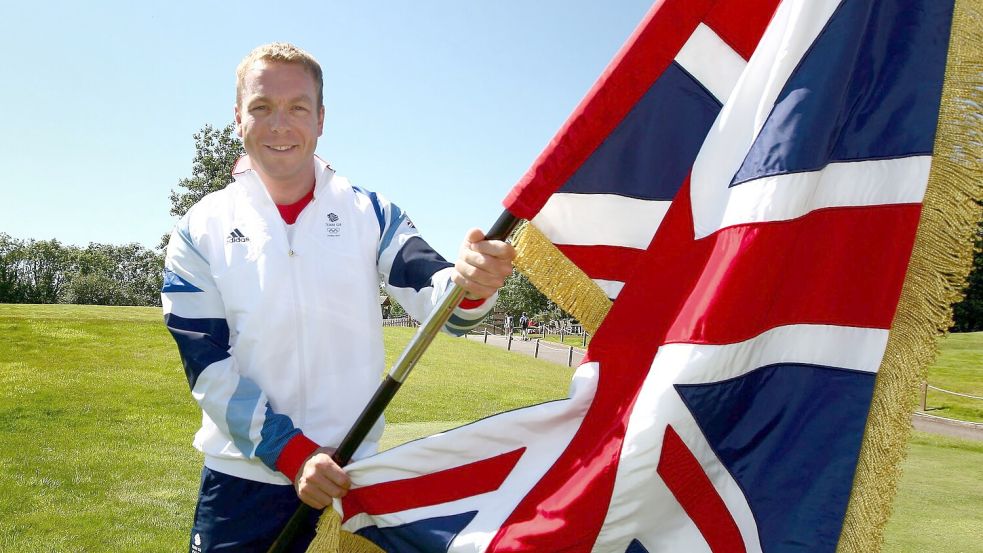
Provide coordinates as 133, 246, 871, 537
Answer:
226, 229, 250, 243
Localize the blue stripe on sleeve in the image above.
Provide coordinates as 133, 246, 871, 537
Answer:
176, 217, 209, 264
255, 403, 303, 471
226, 377, 263, 458
378, 203, 406, 261
164, 313, 231, 389
447, 312, 483, 329
388, 236, 453, 292
162, 268, 203, 293
353, 186, 385, 238
443, 323, 470, 337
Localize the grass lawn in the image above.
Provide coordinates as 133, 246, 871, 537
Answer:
535, 332, 591, 348
881, 432, 983, 552
0, 304, 979, 551
0, 304, 571, 552
922, 331, 983, 422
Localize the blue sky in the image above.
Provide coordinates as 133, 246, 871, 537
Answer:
0, 1, 653, 258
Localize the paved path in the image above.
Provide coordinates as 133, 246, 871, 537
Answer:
464, 333, 587, 367
912, 412, 983, 442
467, 332, 983, 442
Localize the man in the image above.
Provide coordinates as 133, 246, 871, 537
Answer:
162, 43, 515, 552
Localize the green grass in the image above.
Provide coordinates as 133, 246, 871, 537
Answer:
0, 304, 979, 551
0, 304, 197, 552
536, 332, 591, 348
882, 432, 983, 552
381, 327, 573, 426
0, 304, 571, 551
923, 331, 983, 422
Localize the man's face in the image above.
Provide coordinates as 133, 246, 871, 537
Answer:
235, 61, 325, 189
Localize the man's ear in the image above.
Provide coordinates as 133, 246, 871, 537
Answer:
317, 105, 325, 136
234, 104, 244, 138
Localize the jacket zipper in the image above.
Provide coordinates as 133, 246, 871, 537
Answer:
286, 202, 313, 428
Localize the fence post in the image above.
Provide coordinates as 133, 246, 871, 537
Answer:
560, 328, 565, 342
920, 381, 928, 412
583, 332, 588, 347
568, 346, 574, 367
507, 333, 513, 351
535, 339, 540, 358
483, 328, 488, 344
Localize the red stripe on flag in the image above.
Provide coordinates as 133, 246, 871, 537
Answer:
489, 185, 921, 552
608, 178, 922, 346
658, 425, 746, 553
504, 0, 715, 220
663, 204, 920, 344
340, 447, 525, 523
486, 350, 651, 552
556, 244, 643, 283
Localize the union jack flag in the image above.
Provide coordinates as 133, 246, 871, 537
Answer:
335, 0, 956, 550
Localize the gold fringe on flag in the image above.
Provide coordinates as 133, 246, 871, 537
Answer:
838, 0, 983, 550
512, 221, 613, 334
308, 508, 384, 553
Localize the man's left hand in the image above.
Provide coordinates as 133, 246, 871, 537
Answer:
452, 228, 516, 300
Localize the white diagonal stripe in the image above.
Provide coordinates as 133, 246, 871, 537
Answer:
655, 325, 888, 388
593, 279, 625, 300
674, 23, 748, 104
533, 193, 670, 249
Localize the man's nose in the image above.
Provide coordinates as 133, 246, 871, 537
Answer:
270, 109, 289, 132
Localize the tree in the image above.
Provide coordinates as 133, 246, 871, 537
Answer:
951, 218, 983, 332
379, 285, 407, 319
169, 123, 244, 218
62, 273, 131, 306
69, 243, 164, 306
160, 123, 244, 251
0, 233, 27, 302
496, 270, 551, 321
19, 239, 76, 304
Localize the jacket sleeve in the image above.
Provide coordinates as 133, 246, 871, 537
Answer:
161, 215, 318, 479
357, 188, 496, 336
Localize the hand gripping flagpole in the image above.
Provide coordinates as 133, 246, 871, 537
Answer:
268, 210, 520, 553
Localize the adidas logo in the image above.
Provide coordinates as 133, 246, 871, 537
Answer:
226, 228, 250, 243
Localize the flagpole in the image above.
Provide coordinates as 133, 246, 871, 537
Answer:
267, 210, 520, 553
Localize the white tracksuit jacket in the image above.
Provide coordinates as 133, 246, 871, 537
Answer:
162, 156, 494, 484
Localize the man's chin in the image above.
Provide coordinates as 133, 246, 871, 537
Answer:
253, 160, 313, 187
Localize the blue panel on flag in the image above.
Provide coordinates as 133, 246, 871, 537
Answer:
732, 0, 954, 187
625, 538, 650, 553
560, 62, 721, 201
357, 511, 477, 553
675, 363, 875, 551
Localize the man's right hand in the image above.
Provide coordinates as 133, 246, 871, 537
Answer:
294, 446, 351, 509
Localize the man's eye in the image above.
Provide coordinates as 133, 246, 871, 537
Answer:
292, 106, 308, 112
251, 105, 268, 112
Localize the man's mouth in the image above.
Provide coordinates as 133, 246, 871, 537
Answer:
267, 145, 296, 152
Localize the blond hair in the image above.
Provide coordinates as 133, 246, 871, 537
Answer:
236, 42, 323, 107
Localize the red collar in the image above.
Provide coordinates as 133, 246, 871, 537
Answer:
276, 185, 315, 224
